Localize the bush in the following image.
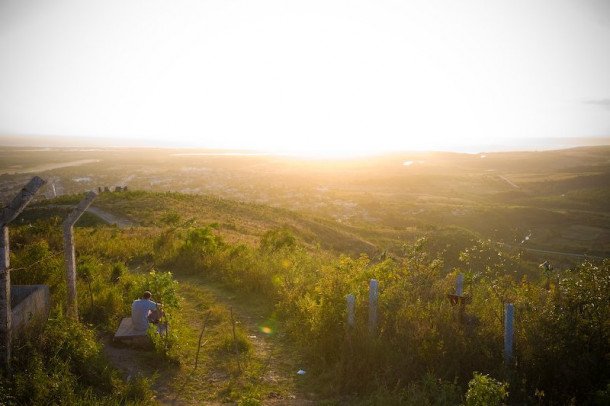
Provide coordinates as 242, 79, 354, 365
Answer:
110, 262, 127, 283
465, 372, 508, 406
517, 259, 610, 403
259, 228, 296, 252
136, 269, 180, 310
221, 329, 252, 355
1, 313, 153, 404
10, 239, 64, 293
239, 396, 262, 406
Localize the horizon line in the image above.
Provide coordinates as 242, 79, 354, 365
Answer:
1, 134, 609, 157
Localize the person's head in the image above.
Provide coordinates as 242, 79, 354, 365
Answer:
142, 291, 152, 300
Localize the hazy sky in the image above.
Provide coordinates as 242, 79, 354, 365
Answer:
1, 0, 609, 154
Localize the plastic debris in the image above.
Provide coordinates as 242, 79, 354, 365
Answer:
297, 370, 306, 375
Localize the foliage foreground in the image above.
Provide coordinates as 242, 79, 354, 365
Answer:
0, 313, 153, 405
2, 201, 610, 404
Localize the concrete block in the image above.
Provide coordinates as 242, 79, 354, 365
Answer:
11, 285, 50, 338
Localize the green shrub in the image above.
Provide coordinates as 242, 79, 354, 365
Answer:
11, 239, 64, 292
239, 396, 262, 406
465, 372, 508, 406
110, 262, 127, 283
2, 313, 153, 404
136, 269, 180, 310
260, 228, 296, 252
517, 259, 610, 403
221, 330, 252, 355
402, 374, 462, 406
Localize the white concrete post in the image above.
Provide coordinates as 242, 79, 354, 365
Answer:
456, 273, 464, 297
347, 293, 355, 327
504, 303, 514, 363
0, 226, 10, 372
62, 191, 97, 319
369, 279, 378, 335
0, 176, 46, 371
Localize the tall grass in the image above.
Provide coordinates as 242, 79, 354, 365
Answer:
0, 312, 153, 405
8, 211, 610, 404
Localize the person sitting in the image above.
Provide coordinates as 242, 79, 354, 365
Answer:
131, 291, 162, 331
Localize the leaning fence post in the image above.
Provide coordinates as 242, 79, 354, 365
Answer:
347, 293, 355, 328
62, 191, 97, 319
369, 279, 378, 335
0, 176, 46, 372
504, 303, 514, 364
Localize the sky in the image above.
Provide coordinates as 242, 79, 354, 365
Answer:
1, 0, 610, 155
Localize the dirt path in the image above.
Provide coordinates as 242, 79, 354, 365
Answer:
498, 175, 519, 189
103, 277, 317, 405
2, 159, 100, 175
40, 204, 135, 227
87, 206, 134, 227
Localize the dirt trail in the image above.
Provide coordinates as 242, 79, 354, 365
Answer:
103, 278, 317, 405
2, 159, 100, 175
181, 280, 316, 399
87, 206, 134, 227
83, 207, 316, 403
102, 333, 178, 404
40, 204, 135, 227
88, 208, 316, 403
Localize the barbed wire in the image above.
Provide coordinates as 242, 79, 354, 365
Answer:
10, 250, 63, 272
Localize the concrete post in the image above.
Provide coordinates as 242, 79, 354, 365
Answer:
0, 176, 46, 371
504, 303, 514, 363
62, 191, 97, 319
347, 293, 355, 327
369, 279, 378, 335
456, 273, 464, 297
0, 226, 10, 372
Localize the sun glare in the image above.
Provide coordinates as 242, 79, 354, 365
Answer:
1, 1, 608, 152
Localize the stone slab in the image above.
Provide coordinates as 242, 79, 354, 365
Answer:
113, 317, 151, 347
113, 317, 167, 347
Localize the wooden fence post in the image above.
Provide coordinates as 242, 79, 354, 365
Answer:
0, 176, 46, 372
62, 191, 97, 319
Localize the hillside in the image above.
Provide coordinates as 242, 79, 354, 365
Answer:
24, 191, 379, 258
4, 145, 609, 267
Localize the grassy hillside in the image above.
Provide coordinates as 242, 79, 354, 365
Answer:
26, 191, 380, 258
6, 202, 609, 405
5, 181, 610, 405
4, 145, 608, 270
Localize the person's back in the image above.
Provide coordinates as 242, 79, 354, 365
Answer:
131, 291, 158, 331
